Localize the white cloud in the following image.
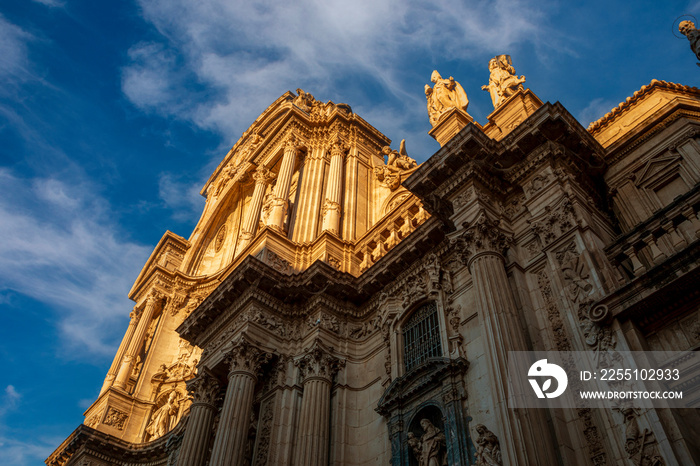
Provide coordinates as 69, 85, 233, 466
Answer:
122, 0, 564, 142
0, 386, 20, 417
0, 169, 151, 357
0, 436, 61, 466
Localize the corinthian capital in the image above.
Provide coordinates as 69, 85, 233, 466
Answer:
452, 211, 513, 264
225, 337, 273, 379
328, 133, 347, 159
253, 166, 274, 184
294, 338, 345, 383
186, 370, 220, 407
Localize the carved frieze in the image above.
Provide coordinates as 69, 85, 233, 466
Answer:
528, 196, 578, 247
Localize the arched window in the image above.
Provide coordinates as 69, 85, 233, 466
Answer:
402, 301, 442, 372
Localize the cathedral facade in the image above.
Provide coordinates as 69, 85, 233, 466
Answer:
48, 59, 700, 465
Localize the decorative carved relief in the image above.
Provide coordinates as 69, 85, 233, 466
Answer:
474, 424, 503, 466
85, 411, 102, 428
103, 407, 128, 430
399, 273, 428, 310
294, 339, 345, 382
556, 241, 594, 304
307, 312, 341, 335
327, 255, 341, 270
253, 399, 275, 466
525, 172, 550, 195
619, 407, 666, 466
257, 249, 292, 274
529, 197, 578, 246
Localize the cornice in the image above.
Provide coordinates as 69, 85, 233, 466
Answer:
587, 80, 700, 133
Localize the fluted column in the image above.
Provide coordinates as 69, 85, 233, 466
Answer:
321, 134, 346, 235
239, 166, 273, 250
113, 291, 162, 390
269, 136, 299, 231
100, 308, 139, 394
209, 339, 272, 466
456, 211, 556, 466
293, 339, 344, 466
176, 371, 220, 466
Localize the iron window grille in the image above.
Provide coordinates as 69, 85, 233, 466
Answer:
402, 301, 442, 372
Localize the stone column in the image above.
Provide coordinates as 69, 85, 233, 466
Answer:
268, 136, 298, 231
457, 212, 556, 466
100, 308, 139, 394
239, 166, 273, 250
176, 371, 220, 466
321, 134, 345, 235
209, 339, 272, 466
293, 339, 344, 466
113, 291, 162, 390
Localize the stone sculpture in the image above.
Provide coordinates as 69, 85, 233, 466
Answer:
409, 419, 447, 466
425, 70, 469, 126
374, 139, 417, 190
481, 55, 526, 108
679, 20, 700, 65
474, 424, 502, 466
146, 391, 180, 439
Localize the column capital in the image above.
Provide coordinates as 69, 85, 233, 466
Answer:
451, 211, 513, 267
284, 134, 298, 152
294, 338, 345, 383
252, 166, 274, 184
224, 337, 273, 379
328, 133, 348, 159
186, 370, 220, 407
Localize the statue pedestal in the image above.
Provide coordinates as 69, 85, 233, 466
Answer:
482, 88, 543, 140
428, 108, 474, 147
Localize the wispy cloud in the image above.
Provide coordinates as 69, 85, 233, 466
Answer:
122, 0, 565, 149
578, 97, 619, 127
0, 14, 33, 89
158, 172, 206, 222
0, 169, 151, 357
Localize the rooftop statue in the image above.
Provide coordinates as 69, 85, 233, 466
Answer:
425, 70, 469, 126
679, 20, 700, 65
481, 55, 526, 109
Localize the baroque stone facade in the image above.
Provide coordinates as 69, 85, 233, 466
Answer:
48, 73, 700, 465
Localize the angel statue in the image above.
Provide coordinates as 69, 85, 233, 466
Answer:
425, 70, 469, 126
481, 55, 526, 109
679, 20, 700, 65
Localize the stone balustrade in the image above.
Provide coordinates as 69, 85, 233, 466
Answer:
355, 197, 429, 272
607, 186, 700, 281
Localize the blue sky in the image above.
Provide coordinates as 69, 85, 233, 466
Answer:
0, 0, 698, 464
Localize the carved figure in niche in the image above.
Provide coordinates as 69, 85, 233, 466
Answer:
407, 432, 422, 458
481, 55, 526, 109
409, 419, 447, 466
146, 391, 180, 439
474, 424, 502, 466
425, 70, 469, 126
260, 192, 276, 227
679, 20, 700, 65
